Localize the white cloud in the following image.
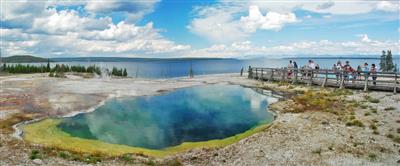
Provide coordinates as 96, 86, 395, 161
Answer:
241, 6, 298, 32
249, 0, 398, 15
189, 5, 298, 43
84, 0, 160, 22
188, 5, 248, 43
80, 21, 155, 41
189, 1, 398, 43
359, 34, 371, 43
0, 1, 189, 57
187, 35, 399, 58
376, 1, 400, 12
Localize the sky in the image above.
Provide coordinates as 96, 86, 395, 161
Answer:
0, 0, 399, 58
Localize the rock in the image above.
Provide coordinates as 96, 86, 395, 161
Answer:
32, 159, 43, 165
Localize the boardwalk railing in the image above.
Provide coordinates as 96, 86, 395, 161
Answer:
248, 67, 399, 93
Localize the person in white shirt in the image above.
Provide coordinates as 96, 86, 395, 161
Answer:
287, 60, 294, 78
308, 60, 316, 69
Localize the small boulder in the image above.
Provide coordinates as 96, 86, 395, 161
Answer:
32, 159, 43, 165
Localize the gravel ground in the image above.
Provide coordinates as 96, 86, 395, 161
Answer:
0, 73, 399, 165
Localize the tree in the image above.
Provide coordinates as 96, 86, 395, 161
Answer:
380, 50, 386, 71
112, 67, 117, 76
46, 59, 51, 72
386, 50, 394, 71
123, 68, 127, 77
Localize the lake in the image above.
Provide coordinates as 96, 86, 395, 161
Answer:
58, 84, 277, 149
13, 57, 400, 78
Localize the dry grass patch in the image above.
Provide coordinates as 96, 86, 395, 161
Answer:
0, 113, 34, 134
284, 89, 352, 114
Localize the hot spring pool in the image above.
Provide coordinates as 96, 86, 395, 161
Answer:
57, 84, 277, 149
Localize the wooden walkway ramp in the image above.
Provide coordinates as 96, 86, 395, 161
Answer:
248, 67, 399, 93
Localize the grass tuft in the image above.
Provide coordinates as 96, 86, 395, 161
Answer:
384, 107, 396, 111
311, 148, 322, 155
369, 124, 377, 130
30, 150, 41, 160
346, 120, 364, 127
368, 153, 377, 161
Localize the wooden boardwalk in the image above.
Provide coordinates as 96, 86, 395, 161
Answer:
248, 67, 399, 93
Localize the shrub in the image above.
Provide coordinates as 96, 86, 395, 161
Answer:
369, 124, 377, 130
368, 153, 377, 161
364, 112, 370, 116
384, 107, 396, 111
393, 136, 400, 143
347, 120, 364, 127
311, 148, 322, 155
165, 158, 182, 166
121, 154, 133, 162
352, 120, 364, 127
58, 151, 69, 159
30, 150, 41, 160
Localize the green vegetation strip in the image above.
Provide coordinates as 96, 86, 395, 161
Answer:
23, 119, 270, 157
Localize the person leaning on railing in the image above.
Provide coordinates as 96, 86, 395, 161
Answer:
363, 63, 369, 80
248, 66, 253, 78
370, 64, 378, 86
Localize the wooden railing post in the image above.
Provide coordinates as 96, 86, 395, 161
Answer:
322, 70, 328, 87
281, 69, 285, 82
269, 69, 274, 82
260, 68, 264, 80
307, 70, 313, 86
292, 69, 298, 84
339, 71, 345, 89
394, 73, 398, 94
255, 68, 258, 79
363, 73, 369, 92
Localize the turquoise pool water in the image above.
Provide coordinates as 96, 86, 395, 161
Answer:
58, 85, 276, 149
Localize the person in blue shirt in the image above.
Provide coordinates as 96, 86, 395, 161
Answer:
362, 63, 369, 80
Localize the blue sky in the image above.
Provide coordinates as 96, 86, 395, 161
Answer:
0, 0, 399, 58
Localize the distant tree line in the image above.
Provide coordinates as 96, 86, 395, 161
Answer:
2, 63, 50, 73
2, 61, 128, 77
111, 67, 128, 77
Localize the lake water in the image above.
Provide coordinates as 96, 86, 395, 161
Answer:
58, 84, 276, 149
14, 57, 400, 78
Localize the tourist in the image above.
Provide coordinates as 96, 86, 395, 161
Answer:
308, 60, 316, 69
293, 61, 298, 69
347, 66, 356, 83
356, 65, 362, 80
334, 61, 342, 82
343, 61, 351, 81
370, 64, 378, 85
336, 61, 343, 69
288, 60, 294, 78
240, 67, 244, 76
343, 61, 350, 70
248, 66, 252, 78
363, 63, 369, 80
333, 64, 339, 83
